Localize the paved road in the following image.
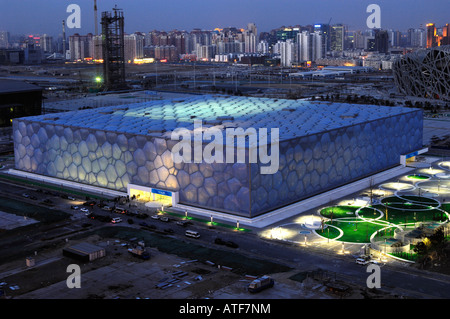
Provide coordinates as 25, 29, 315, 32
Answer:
1, 176, 450, 299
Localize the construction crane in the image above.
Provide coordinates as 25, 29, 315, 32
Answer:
94, 0, 98, 36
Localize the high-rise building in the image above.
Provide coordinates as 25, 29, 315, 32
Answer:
374, 29, 389, 53
69, 33, 94, 61
408, 28, 426, 48
353, 30, 366, 49
41, 34, 53, 53
388, 30, 401, 48
427, 23, 437, 48
279, 39, 294, 66
24, 43, 42, 64
244, 23, 257, 53
257, 40, 269, 54
314, 24, 330, 53
330, 24, 345, 51
247, 23, 257, 37
124, 33, 144, 62
442, 24, 450, 45
276, 28, 299, 42
296, 31, 323, 63
0, 31, 10, 48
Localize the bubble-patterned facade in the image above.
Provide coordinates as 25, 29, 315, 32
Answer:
13, 95, 423, 218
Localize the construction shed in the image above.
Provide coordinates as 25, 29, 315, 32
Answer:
63, 242, 106, 262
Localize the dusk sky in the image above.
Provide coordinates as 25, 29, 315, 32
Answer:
0, 0, 448, 36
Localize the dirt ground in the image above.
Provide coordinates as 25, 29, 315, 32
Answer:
0, 233, 400, 299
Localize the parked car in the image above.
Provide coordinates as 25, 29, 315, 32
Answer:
137, 213, 149, 219
214, 237, 227, 245
225, 241, 239, 248
214, 238, 238, 248
176, 220, 191, 227
111, 217, 122, 224
356, 258, 369, 265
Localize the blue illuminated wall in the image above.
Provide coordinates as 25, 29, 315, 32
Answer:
12, 101, 423, 218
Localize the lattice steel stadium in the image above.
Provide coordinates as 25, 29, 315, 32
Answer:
13, 95, 423, 218
393, 45, 450, 101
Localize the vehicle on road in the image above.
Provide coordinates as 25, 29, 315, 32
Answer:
136, 213, 149, 219
225, 241, 239, 248
71, 205, 79, 210
22, 193, 30, 198
151, 215, 160, 220
176, 220, 191, 227
248, 276, 274, 293
163, 228, 174, 234
214, 237, 226, 245
80, 207, 90, 213
185, 230, 200, 238
160, 216, 169, 222
214, 238, 239, 248
83, 200, 96, 207
356, 258, 369, 265
102, 206, 112, 211
67, 196, 76, 200
111, 217, 122, 224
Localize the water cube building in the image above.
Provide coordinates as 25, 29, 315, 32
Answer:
13, 95, 423, 218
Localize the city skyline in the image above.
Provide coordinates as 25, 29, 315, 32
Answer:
0, 0, 448, 37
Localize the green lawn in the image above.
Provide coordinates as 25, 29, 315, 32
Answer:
381, 195, 440, 208
372, 204, 448, 225
358, 207, 383, 219
320, 219, 389, 243
407, 175, 430, 180
319, 206, 360, 218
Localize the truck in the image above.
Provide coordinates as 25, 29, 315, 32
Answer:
247, 276, 274, 293
128, 246, 150, 260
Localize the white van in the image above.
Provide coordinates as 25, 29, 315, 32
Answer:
111, 217, 122, 224
185, 230, 200, 239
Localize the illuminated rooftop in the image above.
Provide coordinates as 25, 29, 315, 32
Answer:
22, 95, 420, 141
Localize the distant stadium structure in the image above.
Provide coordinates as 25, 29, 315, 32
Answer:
393, 45, 450, 101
